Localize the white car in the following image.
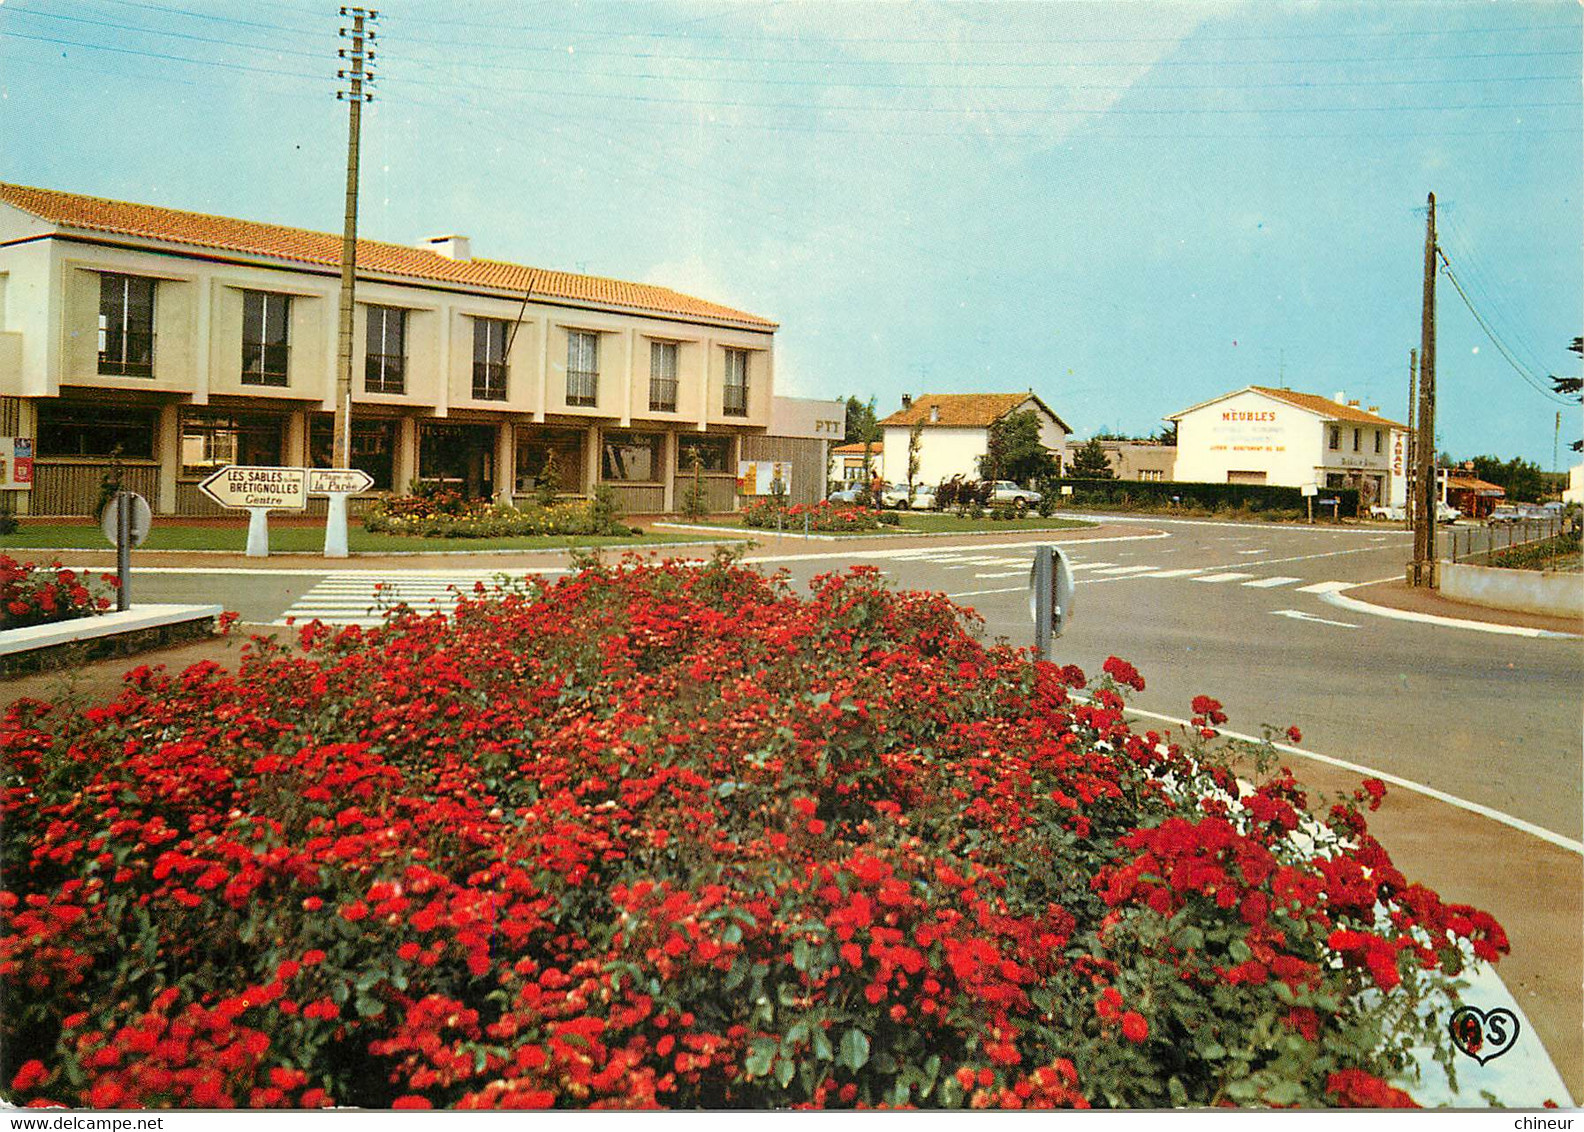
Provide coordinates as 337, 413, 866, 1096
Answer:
1369, 504, 1406, 521
880, 483, 936, 510
987, 481, 1042, 508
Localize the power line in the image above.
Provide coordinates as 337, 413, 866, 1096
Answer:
62, 0, 323, 38
0, 28, 330, 80
1437, 249, 1575, 405
1437, 213, 1560, 379
2, 3, 326, 58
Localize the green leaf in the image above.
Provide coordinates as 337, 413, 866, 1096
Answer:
775, 1057, 796, 1089
1167, 1076, 1189, 1107
839, 1028, 870, 1072
354, 993, 385, 1018
745, 1039, 776, 1078
792, 939, 811, 971
812, 1027, 834, 1061
786, 1020, 809, 1046
724, 958, 747, 991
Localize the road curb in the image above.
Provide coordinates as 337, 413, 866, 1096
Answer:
1321, 587, 1583, 640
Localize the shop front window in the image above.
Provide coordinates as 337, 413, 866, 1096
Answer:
515, 428, 586, 495
601, 431, 664, 482
678, 434, 732, 473
181, 412, 283, 474
37, 403, 156, 459
309, 416, 398, 491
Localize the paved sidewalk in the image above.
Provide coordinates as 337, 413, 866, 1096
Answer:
1347, 578, 1583, 637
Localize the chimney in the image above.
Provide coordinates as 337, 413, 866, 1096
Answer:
1347, 399, 1360, 408
423, 235, 472, 261
901, 393, 913, 411
929, 405, 940, 424
1333, 390, 1347, 404
1367, 405, 1379, 414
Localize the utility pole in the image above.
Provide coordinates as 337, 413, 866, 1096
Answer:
1405, 348, 1417, 531
1411, 193, 1437, 587
327, 7, 376, 558
334, 7, 376, 469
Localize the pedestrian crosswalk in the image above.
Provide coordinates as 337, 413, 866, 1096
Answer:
271, 569, 566, 628
907, 546, 1364, 600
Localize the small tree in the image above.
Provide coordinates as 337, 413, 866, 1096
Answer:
1070, 438, 1115, 479
536, 448, 561, 509
905, 420, 923, 503
984, 409, 1057, 484
680, 447, 710, 520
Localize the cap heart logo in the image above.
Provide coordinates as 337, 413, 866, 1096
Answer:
1448, 1006, 1520, 1066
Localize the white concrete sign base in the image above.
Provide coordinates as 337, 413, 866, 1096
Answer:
246, 508, 271, 558
323, 493, 350, 559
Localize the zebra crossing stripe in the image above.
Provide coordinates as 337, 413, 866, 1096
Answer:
1140, 568, 1204, 578
1193, 572, 1256, 583
1296, 581, 1354, 594
1091, 565, 1158, 576
1242, 576, 1302, 588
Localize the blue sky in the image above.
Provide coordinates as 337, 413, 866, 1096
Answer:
2, 0, 1579, 466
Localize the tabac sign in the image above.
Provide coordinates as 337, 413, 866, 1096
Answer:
199, 465, 308, 511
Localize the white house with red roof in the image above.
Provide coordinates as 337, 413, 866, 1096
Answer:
0, 182, 817, 515
877, 392, 1070, 489
1167, 385, 1409, 507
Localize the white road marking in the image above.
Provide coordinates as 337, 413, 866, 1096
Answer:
1140, 567, 1204, 578
1272, 609, 1358, 628
945, 586, 1024, 597
1065, 561, 1115, 571
1320, 588, 1583, 640
1295, 580, 1355, 594
1193, 572, 1255, 583
1236, 549, 1268, 555
973, 571, 1025, 579
1091, 565, 1159, 576
1107, 702, 1583, 856
1242, 575, 1302, 588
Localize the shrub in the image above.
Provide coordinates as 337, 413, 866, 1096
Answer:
361, 493, 632, 539
1059, 480, 1360, 519
0, 558, 1503, 1110
742, 499, 884, 533
0, 556, 117, 630
0, 511, 16, 537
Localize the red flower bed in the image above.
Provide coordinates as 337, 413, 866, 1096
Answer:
741, 498, 886, 533
1, 556, 117, 631
1, 555, 1504, 1109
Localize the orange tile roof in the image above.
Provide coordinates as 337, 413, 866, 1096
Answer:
881, 392, 1039, 428
1249, 386, 1407, 429
0, 181, 776, 330
1446, 475, 1506, 495
831, 441, 881, 454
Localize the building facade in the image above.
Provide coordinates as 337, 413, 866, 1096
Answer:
1168, 386, 1407, 507
0, 183, 787, 516
1091, 439, 1177, 482
878, 392, 1069, 488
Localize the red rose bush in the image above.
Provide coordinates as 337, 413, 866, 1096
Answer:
1, 553, 1505, 1108
1, 556, 117, 631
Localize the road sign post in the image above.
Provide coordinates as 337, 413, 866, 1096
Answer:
100, 491, 152, 610
198, 467, 308, 558
307, 469, 373, 559
1028, 545, 1075, 661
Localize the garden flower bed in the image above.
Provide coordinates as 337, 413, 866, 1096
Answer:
741, 498, 895, 533
1, 556, 117, 630
1, 555, 1505, 1109
361, 487, 633, 539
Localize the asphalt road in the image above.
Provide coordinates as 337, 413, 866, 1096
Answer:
113, 517, 1581, 843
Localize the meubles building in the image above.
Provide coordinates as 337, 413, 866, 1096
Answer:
0, 182, 828, 516
1167, 385, 1410, 508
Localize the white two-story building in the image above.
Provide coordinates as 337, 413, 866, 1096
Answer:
878, 392, 1070, 488
1168, 385, 1409, 508
0, 181, 833, 516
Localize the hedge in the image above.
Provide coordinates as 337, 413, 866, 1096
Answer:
1058, 480, 1361, 518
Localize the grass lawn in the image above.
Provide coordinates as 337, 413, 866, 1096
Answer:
896, 513, 1095, 533
0, 522, 733, 554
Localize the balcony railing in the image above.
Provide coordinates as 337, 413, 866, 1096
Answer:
649, 377, 678, 413
723, 383, 748, 417
98, 330, 155, 378
241, 343, 289, 387
567, 369, 598, 407
365, 353, 405, 395
472, 361, 508, 401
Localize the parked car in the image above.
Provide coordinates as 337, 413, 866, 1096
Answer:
1437, 502, 1461, 523
1487, 504, 1522, 524
880, 483, 936, 510
828, 486, 865, 505
987, 480, 1042, 508
1518, 503, 1557, 520
1369, 504, 1406, 521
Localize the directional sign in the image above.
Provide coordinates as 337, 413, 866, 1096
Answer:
307, 468, 375, 495
198, 466, 308, 511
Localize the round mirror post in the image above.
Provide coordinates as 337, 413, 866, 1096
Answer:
116, 491, 131, 611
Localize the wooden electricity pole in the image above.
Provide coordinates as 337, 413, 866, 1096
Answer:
333, 7, 377, 469
1405, 347, 1417, 530
1411, 193, 1437, 587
